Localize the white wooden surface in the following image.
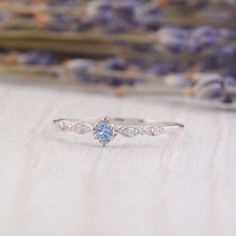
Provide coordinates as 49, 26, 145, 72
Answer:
0, 75, 236, 236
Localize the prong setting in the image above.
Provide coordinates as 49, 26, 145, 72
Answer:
93, 117, 116, 146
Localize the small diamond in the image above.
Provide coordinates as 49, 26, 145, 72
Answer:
119, 126, 139, 137
145, 126, 164, 136
95, 120, 113, 142
58, 120, 73, 131
74, 123, 91, 134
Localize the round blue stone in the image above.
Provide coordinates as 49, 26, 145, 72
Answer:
95, 121, 113, 142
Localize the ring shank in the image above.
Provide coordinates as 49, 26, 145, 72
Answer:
53, 117, 184, 133
111, 118, 184, 128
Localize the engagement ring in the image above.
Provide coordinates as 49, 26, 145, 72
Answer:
53, 116, 184, 146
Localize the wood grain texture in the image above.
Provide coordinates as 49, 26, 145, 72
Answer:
0, 74, 235, 236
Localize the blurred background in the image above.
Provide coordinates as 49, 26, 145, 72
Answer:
0, 0, 235, 107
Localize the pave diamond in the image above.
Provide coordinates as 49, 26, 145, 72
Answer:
119, 126, 139, 137
57, 120, 73, 131
74, 123, 91, 134
145, 126, 165, 136
95, 120, 113, 142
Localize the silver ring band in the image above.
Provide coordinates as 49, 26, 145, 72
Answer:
53, 116, 184, 146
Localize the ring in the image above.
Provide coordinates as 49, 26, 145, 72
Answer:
53, 116, 184, 146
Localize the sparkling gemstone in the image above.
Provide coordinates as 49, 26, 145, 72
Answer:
74, 123, 91, 134
119, 126, 138, 137
58, 120, 73, 131
95, 120, 113, 142
146, 126, 164, 136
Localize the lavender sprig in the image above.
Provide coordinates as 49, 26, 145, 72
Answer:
0, 53, 235, 105
0, 27, 235, 65
1, 1, 236, 33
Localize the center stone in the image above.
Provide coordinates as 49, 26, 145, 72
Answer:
95, 120, 113, 142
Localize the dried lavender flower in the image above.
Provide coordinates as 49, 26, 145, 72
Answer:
66, 58, 95, 83
136, 2, 162, 30
156, 27, 189, 54
18, 50, 57, 65
104, 57, 128, 71
193, 74, 235, 104
188, 26, 219, 52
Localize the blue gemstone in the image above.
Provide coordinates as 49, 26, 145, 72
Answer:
95, 121, 113, 142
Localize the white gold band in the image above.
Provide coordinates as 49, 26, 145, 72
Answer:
53, 116, 184, 146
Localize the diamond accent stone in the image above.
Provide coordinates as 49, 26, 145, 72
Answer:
95, 120, 113, 142
119, 126, 139, 137
57, 120, 74, 131
145, 126, 165, 136
74, 123, 91, 134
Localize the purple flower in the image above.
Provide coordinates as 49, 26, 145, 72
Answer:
48, 14, 72, 32
139, 2, 160, 15
78, 16, 95, 32
18, 50, 56, 65
194, 75, 224, 98
113, 2, 138, 25
219, 29, 236, 39
136, 2, 162, 30
223, 77, 236, 86
67, 59, 93, 74
130, 58, 146, 68
197, 44, 236, 71
188, 26, 219, 52
157, 27, 189, 54
221, 93, 233, 104
87, 1, 112, 25
96, 9, 112, 25
101, 19, 131, 34
194, 74, 235, 104
224, 66, 236, 79
104, 57, 128, 71
220, 44, 236, 59
66, 59, 96, 83
150, 63, 178, 76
